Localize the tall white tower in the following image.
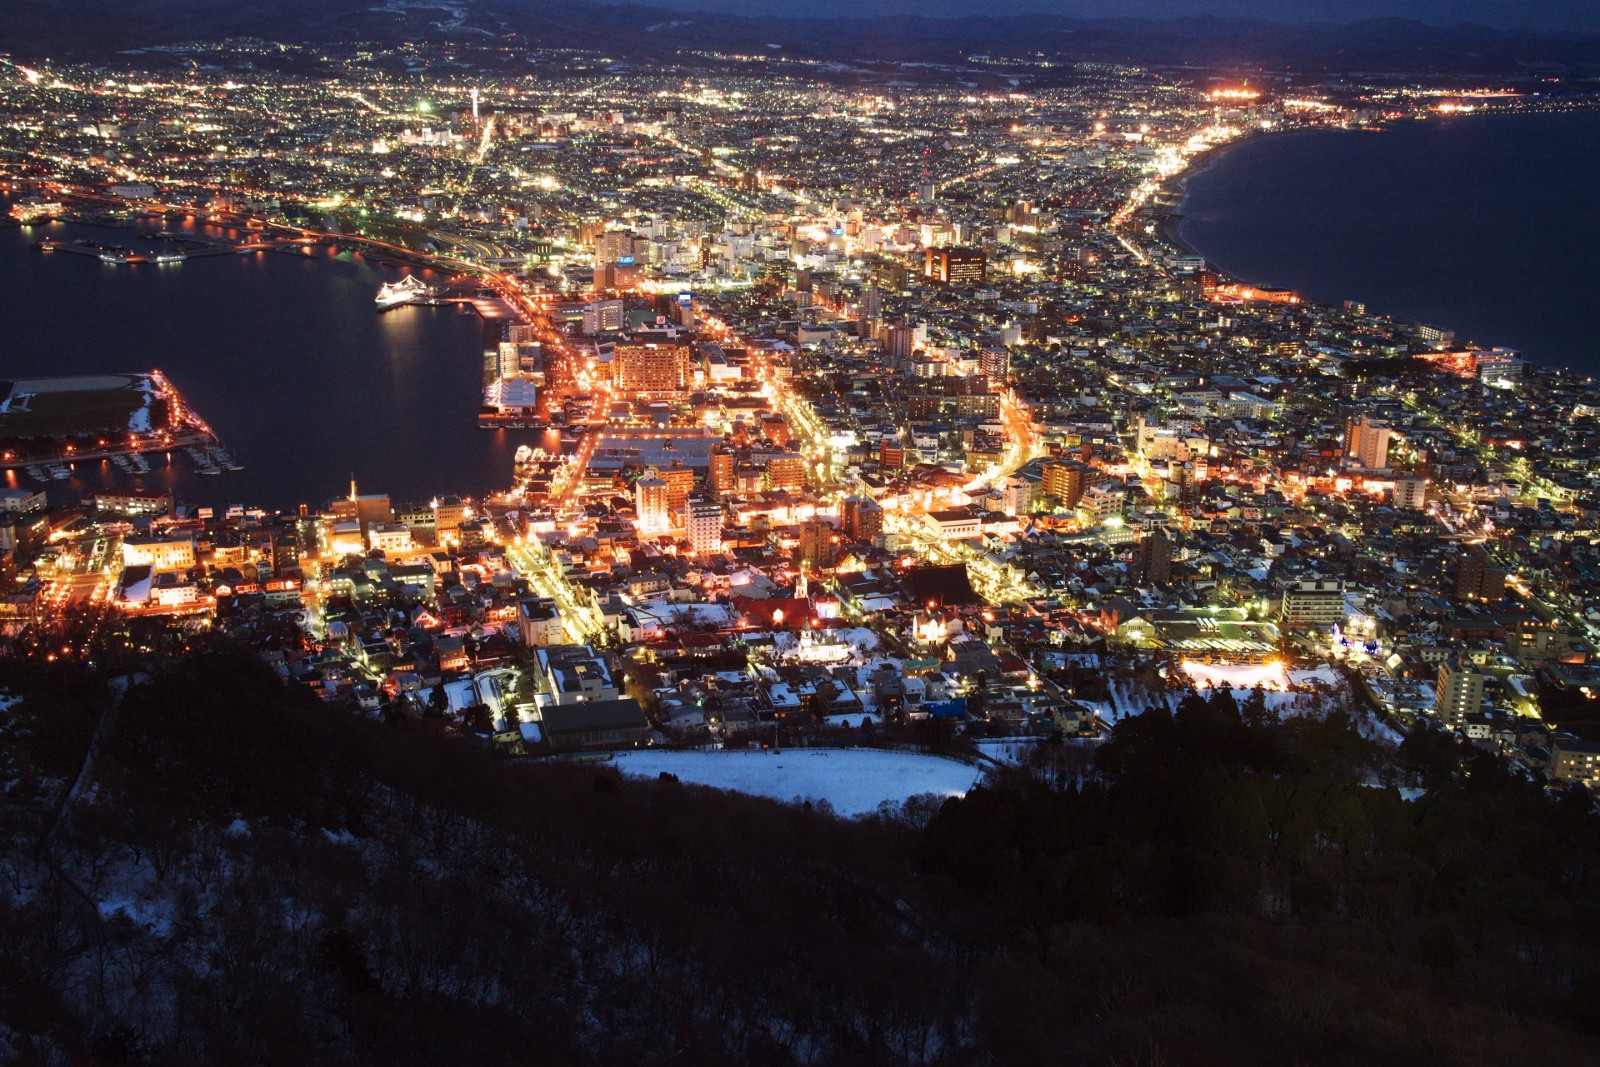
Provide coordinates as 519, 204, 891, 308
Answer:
684, 499, 722, 555
470, 88, 480, 125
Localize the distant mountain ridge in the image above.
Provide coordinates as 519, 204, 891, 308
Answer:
3, 0, 1600, 73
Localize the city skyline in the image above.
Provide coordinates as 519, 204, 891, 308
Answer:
2, 10, 1599, 1066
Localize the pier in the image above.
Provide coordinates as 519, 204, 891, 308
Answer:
1, 370, 238, 485
35, 233, 324, 264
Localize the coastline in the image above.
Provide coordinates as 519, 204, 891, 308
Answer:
1161, 102, 1600, 263
1157, 108, 1600, 375
1151, 134, 1264, 259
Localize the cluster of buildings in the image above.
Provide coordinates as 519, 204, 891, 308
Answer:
4, 47, 1600, 792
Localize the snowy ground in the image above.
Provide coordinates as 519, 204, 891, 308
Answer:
610, 748, 983, 817
974, 737, 1050, 764
1181, 661, 1291, 691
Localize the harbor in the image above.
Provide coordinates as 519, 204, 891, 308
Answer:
1, 195, 512, 508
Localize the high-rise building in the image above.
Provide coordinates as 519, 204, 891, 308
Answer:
1136, 529, 1172, 587
1280, 579, 1345, 628
765, 453, 806, 492
614, 342, 691, 395
796, 519, 834, 567
659, 464, 696, 513
980, 347, 1011, 381
1041, 461, 1085, 508
684, 499, 723, 555
1435, 656, 1485, 726
635, 470, 670, 536
594, 230, 635, 265
998, 478, 1032, 517
1345, 414, 1393, 470
923, 246, 986, 285
842, 496, 883, 543
1455, 545, 1507, 602
879, 439, 906, 470
858, 286, 883, 339
709, 446, 736, 495
1079, 482, 1126, 526
582, 299, 626, 334
885, 324, 915, 364
1393, 475, 1427, 509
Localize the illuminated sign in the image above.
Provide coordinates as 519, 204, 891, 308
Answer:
676, 291, 693, 307
618, 255, 634, 266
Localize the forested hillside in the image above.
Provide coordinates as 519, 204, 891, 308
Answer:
2, 648, 1598, 1065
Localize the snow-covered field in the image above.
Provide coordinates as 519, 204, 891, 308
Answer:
1181, 660, 1292, 691
610, 748, 984, 817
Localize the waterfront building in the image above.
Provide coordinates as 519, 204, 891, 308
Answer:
0, 488, 48, 514
88, 488, 171, 516
433, 496, 468, 535
122, 534, 196, 573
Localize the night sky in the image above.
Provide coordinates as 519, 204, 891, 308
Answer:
622, 0, 1597, 31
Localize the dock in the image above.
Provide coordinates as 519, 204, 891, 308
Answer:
35, 234, 322, 264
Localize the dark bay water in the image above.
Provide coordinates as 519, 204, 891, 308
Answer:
0, 206, 550, 510
1178, 110, 1600, 375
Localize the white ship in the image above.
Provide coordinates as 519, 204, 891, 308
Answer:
153, 250, 186, 264
376, 275, 432, 310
